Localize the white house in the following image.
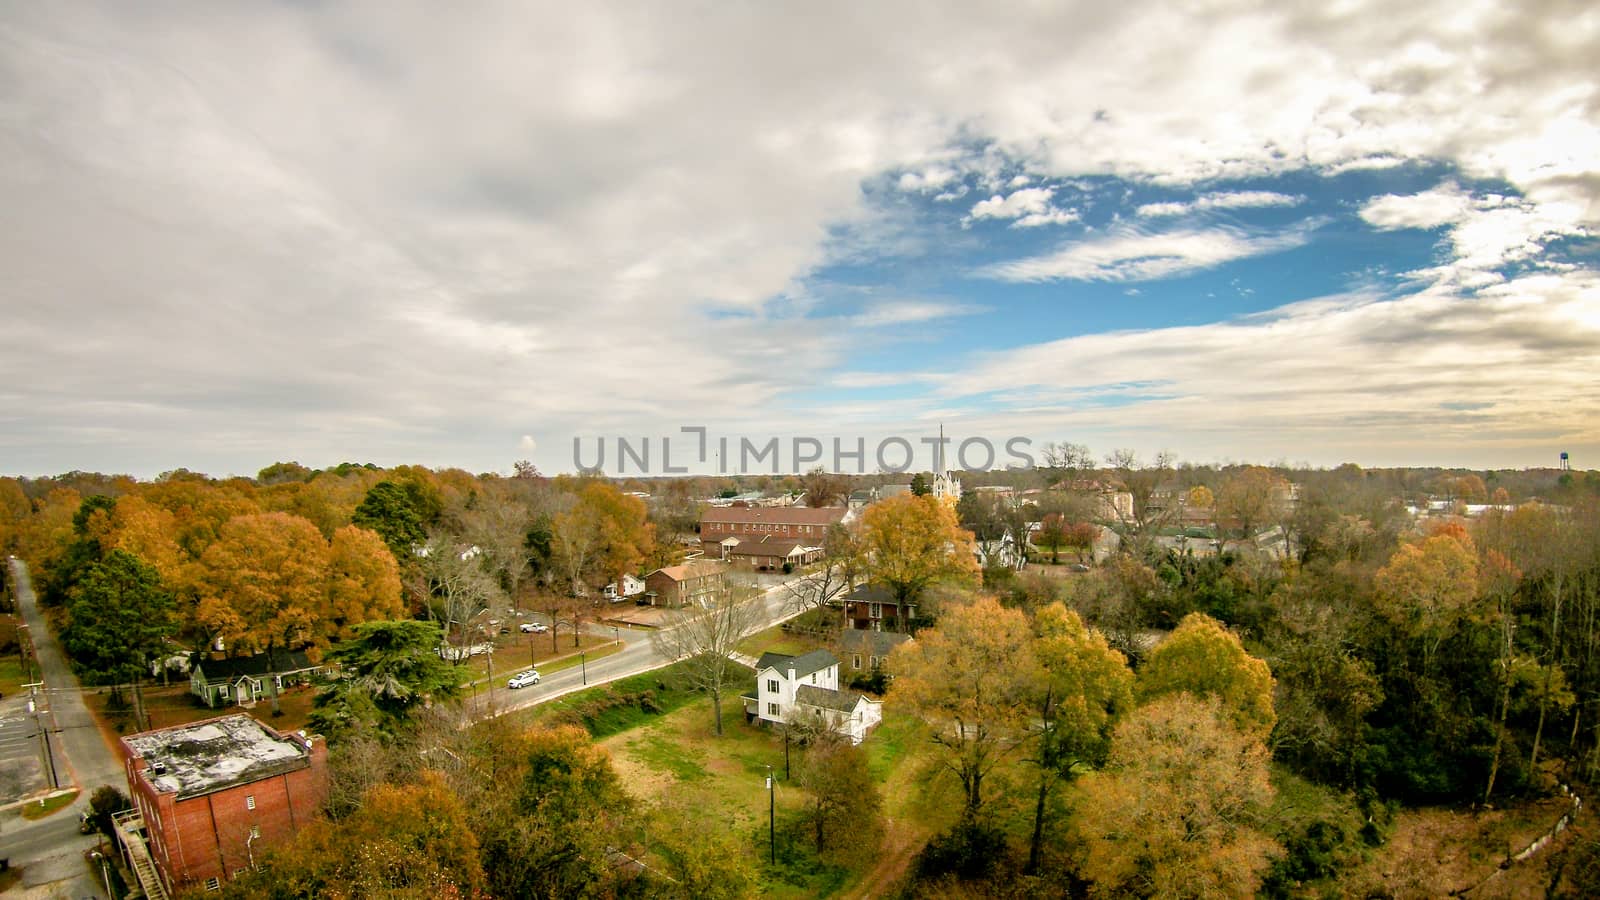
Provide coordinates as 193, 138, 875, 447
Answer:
742, 649, 883, 745
603, 574, 646, 601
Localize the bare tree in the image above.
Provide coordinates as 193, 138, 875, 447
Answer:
410, 534, 503, 656
784, 525, 860, 628
650, 579, 764, 735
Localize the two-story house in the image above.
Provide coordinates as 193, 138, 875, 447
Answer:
644, 559, 728, 607
741, 649, 882, 744
842, 583, 916, 633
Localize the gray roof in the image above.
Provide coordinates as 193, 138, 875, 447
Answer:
192, 650, 318, 685
839, 629, 911, 658
124, 715, 313, 800
755, 648, 837, 680
795, 684, 866, 713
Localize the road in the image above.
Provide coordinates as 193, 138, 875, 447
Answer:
5, 558, 121, 898
484, 573, 809, 718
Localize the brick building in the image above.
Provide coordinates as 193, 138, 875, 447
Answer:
116, 714, 327, 895
698, 506, 848, 565
644, 559, 728, 607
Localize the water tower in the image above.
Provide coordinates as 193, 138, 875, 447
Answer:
1561, 451, 1570, 471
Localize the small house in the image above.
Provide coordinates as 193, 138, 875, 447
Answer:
189, 650, 324, 709
741, 649, 882, 745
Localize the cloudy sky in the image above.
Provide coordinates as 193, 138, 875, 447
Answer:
2, 1, 1597, 478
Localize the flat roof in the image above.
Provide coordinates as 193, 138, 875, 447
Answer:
123, 714, 312, 800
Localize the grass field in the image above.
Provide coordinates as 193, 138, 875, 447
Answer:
737, 623, 828, 659
18, 788, 78, 820
510, 659, 748, 738
0, 655, 26, 698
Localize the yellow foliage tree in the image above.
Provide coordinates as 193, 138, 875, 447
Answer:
860, 494, 979, 621
1135, 612, 1276, 742
1069, 694, 1278, 898
325, 525, 405, 643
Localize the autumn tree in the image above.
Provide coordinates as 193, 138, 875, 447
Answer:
550, 481, 654, 599
794, 738, 884, 865
860, 494, 978, 629
799, 467, 850, 508
888, 595, 1035, 819
222, 771, 486, 899
647, 793, 760, 899
324, 525, 405, 643
1135, 612, 1276, 742
64, 550, 177, 730
1068, 695, 1279, 898
473, 725, 636, 899
1025, 603, 1133, 874
1215, 466, 1287, 541
1372, 527, 1480, 677
650, 580, 763, 735
197, 512, 331, 711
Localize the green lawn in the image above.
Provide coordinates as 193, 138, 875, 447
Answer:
510, 659, 752, 739
0, 655, 26, 698
19, 789, 79, 820
737, 623, 828, 658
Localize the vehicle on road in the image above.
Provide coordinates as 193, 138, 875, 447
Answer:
507, 670, 541, 689
520, 622, 549, 633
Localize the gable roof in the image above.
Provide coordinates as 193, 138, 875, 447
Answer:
192, 650, 317, 684
795, 684, 868, 713
650, 559, 726, 582
847, 584, 898, 605
839, 629, 911, 658
701, 506, 847, 527
725, 536, 808, 558
755, 648, 838, 680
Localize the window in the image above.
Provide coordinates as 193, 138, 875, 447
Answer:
869, 655, 878, 668
870, 602, 881, 619
852, 654, 862, 670
767, 678, 779, 693
206, 877, 222, 891
767, 703, 779, 716
245, 795, 255, 811
219, 685, 230, 699
811, 673, 818, 683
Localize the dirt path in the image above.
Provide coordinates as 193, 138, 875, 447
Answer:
839, 816, 921, 900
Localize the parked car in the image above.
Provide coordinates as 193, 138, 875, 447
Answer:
507, 670, 541, 689
520, 622, 549, 633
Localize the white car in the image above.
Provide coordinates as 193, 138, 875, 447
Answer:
519, 622, 549, 634
507, 670, 541, 689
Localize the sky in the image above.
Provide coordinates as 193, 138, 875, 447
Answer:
1, 1, 1597, 479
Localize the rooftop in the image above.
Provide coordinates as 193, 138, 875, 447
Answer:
124, 714, 313, 800
651, 559, 727, 581
701, 506, 848, 526
755, 648, 838, 680
796, 684, 870, 713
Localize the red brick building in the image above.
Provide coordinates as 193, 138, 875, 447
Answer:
117, 714, 327, 894
699, 506, 848, 566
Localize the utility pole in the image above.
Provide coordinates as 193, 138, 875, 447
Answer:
580, 651, 587, 685
25, 682, 58, 790
766, 765, 776, 864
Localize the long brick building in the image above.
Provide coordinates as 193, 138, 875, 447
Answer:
116, 714, 327, 895
699, 505, 850, 569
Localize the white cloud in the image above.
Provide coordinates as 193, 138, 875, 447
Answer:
0, 1, 1596, 473
965, 187, 1079, 228
979, 224, 1317, 283
1136, 191, 1304, 217
1360, 183, 1475, 230
850, 301, 985, 328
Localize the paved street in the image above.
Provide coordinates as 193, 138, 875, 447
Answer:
5, 558, 121, 898
485, 573, 810, 717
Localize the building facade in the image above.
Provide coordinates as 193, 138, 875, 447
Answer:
118, 715, 327, 894
698, 506, 848, 561
644, 559, 728, 607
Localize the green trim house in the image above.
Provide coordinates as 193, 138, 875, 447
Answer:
189, 650, 325, 708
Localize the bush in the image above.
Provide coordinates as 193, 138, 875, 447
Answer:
913, 819, 1014, 883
